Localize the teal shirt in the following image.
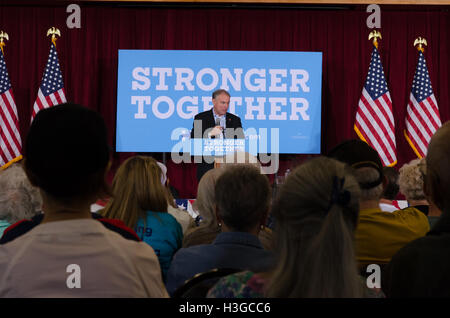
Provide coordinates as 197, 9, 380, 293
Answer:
135, 212, 183, 282
0, 220, 11, 238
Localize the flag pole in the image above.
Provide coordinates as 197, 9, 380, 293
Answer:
47, 27, 61, 47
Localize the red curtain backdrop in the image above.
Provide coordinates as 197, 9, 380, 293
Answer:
1, 3, 448, 197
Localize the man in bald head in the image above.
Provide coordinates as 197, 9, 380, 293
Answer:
383, 122, 450, 297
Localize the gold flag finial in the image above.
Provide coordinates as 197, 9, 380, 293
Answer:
414, 37, 427, 53
47, 27, 61, 46
0, 31, 9, 55
368, 30, 382, 50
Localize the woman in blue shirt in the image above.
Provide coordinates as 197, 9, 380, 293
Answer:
101, 156, 182, 281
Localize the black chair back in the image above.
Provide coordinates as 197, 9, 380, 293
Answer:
172, 268, 241, 298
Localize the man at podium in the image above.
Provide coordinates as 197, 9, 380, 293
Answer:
191, 89, 244, 182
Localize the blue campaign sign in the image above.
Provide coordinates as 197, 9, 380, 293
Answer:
116, 50, 322, 154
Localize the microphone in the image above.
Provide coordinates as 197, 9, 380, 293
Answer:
215, 117, 224, 138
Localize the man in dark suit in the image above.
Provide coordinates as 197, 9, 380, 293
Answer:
191, 89, 244, 182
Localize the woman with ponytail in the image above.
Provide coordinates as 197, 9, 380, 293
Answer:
207, 156, 365, 298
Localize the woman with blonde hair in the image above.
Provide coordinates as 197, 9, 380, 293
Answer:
101, 156, 182, 281
208, 156, 364, 298
156, 161, 195, 234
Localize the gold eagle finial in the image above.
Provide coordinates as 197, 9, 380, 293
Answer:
0, 31, 9, 55
47, 27, 61, 46
414, 37, 427, 53
368, 30, 382, 49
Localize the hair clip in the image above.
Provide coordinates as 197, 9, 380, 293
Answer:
330, 176, 351, 208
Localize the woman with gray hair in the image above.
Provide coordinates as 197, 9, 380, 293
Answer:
398, 158, 441, 228
0, 163, 42, 237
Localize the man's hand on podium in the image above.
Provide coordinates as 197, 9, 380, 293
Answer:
208, 126, 223, 138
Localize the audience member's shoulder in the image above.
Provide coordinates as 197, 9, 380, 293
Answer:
93, 214, 141, 241
105, 227, 159, 260
1, 214, 142, 244
147, 211, 183, 232
182, 228, 217, 248
107, 234, 169, 297
167, 209, 192, 234
392, 206, 429, 221
394, 230, 450, 263
168, 205, 192, 223
163, 211, 183, 225
0, 214, 44, 244
398, 208, 450, 261
172, 244, 212, 260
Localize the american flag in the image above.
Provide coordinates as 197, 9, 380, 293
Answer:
404, 51, 441, 158
354, 46, 397, 166
31, 43, 66, 121
0, 49, 22, 168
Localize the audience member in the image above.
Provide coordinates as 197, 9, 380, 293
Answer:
166, 164, 275, 296
215, 150, 278, 247
383, 122, 450, 297
397, 158, 441, 228
0, 168, 142, 244
208, 157, 366, 297
418, 159, 442, 228
156, 161, 196, 234
0, 163, 42, 237
0, 211, 142, 245
182, 167, 273, 250
328, 140, 429, 269
101, 156, 183, 281
0, 103, 167, 297
182, 168, 223, 248
398, 158, 429, 213
379, 167, 400, 212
